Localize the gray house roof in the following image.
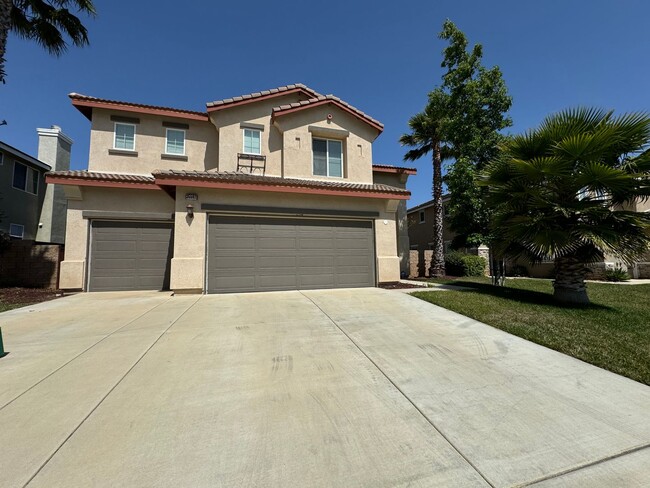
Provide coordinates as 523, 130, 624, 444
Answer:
0, 141, 51, 171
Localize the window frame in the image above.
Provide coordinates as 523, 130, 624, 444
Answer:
12, 161, 38, 194
113, 122, 137, 151
312, 137, 344, 178
419, 210, 425, 224
165, 128, 186, 156
9, 223, 24, 239
242, 128, 262, 155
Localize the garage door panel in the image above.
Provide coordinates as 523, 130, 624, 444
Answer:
89, 221, 173, 292
208, 215, 374, 293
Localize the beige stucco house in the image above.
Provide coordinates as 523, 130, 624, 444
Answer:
47, 84, 415, 293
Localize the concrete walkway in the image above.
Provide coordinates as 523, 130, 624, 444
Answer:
0, 289, 648, 487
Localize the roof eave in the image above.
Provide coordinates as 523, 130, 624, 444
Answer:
206, 87, 316, 113
154, 176, 409, 200
272, 100, 384, 134
69, 98, 209, 122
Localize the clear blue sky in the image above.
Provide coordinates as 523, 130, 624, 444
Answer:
2, 0, 649, 207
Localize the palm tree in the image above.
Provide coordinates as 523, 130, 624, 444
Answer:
0, 0, 96, 82
400, 92, 451, 277
482, 108, 650, 304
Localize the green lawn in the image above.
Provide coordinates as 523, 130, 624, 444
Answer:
412, 278, 650, 385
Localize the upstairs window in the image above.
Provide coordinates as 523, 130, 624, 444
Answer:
9, 223, 24, 239
114, 123, 136, 151
312, 138, 342, 177
13, 161, 39, 194
243, 129, 261, 155
419, 210, 425, 223
165, 128, 185, 155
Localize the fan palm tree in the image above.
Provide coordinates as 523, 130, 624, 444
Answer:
0, 0, 96, 82
400, 91, 452, 277
482, 108, 650, 304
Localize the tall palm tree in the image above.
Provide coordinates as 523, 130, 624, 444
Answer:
400, 92, 451, 277
482, 108, 650, 304
0, 0, 96, 82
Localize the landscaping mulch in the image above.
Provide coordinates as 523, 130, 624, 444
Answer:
0, 287, 61, 313
378, 282, 424, 289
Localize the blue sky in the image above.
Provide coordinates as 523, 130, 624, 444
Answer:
2, 0, 649, 207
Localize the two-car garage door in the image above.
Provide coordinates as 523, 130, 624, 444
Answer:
207, 215, 375, 293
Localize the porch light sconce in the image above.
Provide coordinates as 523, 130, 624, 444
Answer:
186, 204, 194, 219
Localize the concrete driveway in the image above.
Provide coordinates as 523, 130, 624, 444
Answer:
0, 289, 648, 487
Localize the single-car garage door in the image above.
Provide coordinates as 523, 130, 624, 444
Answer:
89, 220, 173, 292
207, 215, 375, 293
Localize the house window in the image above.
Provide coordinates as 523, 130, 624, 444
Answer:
165, 128, 185, 155
0, 152, 3, 165
419, 210, 425, 223
9, 223, 24, 239
114, 123, 136, 150
313, 138, 342, 177
243, 129, 261, 155
12, 162, 39, 194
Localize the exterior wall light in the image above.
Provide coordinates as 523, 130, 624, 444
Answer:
186, 204, 194, 218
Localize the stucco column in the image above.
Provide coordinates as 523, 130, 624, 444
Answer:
375, 200, 401, 283
170, 187, 205, 293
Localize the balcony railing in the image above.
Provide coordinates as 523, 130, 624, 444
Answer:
237, 153, 266, 175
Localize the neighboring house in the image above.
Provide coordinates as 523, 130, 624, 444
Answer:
406, 196, 454, 253
47, 83, 415, 293
407, 195, 650, 279
0, 126, 71, 244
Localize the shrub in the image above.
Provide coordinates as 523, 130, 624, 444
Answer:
444, 251, 486, 277
604, 267, 630, 282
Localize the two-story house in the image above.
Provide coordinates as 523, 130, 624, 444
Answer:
47, 84, 415, 293
1, 126, 70, 244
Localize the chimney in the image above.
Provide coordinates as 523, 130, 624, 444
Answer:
36, 125, 73, 244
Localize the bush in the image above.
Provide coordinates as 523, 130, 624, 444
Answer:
444, 251, 486, 277
604, 267, 630, 282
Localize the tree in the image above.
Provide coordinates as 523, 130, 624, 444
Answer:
438, 20, 512, 248
400, 92, 452, 277
481, 108, 650, 305
0, 0, 96, 83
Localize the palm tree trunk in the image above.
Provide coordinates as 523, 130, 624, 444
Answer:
0, 0, 11, 83
553, 255, 590, 305
430, 141, 446, 277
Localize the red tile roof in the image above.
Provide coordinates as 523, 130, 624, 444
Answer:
47, 170, 155, 183
372, 164, 417, 175
272, 95, 384, 132
153, 170, 408, 198
69, 93, 209, 121
206, 83, 320, 112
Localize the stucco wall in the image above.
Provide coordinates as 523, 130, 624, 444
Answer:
373, 172, 410, 276
209, 94, 377, 184
407, 201, 454, 252
87, 108, 219, 174
59, 187, 175, 290
171, 186, 400, 291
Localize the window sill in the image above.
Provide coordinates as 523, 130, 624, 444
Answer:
108, 148, 138, 157
161, 153, 188, 161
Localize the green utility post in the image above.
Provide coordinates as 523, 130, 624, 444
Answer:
0, 327, 5, 358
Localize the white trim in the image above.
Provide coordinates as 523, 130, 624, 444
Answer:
165, 127, 186, 156
9, 223, 24, 239
242, 128, 262, 155
311, 137, 344, 178
113, 122, 136, 151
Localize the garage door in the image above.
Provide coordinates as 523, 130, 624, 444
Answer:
89, 221, 173, 292
207, 215, 375, 293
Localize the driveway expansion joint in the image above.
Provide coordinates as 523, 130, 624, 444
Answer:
518, 442, 650, 487
0, 296, 176, 412
22, 295, 203, 488
298, 291, 497, 488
